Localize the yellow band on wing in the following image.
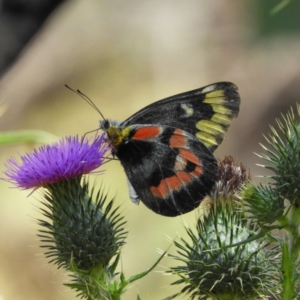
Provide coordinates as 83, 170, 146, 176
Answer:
196, 131, 218, 148
196, 120, 224, 135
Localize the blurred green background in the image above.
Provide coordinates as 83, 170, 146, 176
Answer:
1, 1, 299, 299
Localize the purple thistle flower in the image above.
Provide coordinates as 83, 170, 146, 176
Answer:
3, 134, 110, 189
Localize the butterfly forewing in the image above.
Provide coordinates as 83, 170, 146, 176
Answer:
121, 82, 240, 152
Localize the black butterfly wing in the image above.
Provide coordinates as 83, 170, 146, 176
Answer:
115, 125, 218, 217
121, 82, 240, 152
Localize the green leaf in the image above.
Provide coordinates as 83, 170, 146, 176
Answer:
0, 130, 58, 145
270, 0, 291, 14
127, 250, 167, 284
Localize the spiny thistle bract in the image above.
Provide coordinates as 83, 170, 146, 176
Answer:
258, 104, 300, 206
166, 157, 280, 300
38, 178, 127, 271
241, 183, 285, 225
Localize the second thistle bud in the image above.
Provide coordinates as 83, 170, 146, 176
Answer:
169, 200, 280, 299
167, 157, 280, 299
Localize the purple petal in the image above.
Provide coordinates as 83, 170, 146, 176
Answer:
2, 134, 111, 189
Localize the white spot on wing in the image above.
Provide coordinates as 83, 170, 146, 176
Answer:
127, 178, 140, 205
181, 103, 194, 117
200, 84, 217, 93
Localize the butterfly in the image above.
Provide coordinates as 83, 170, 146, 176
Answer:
99, 82, 240, 217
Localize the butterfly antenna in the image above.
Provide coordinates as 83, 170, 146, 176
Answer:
65, 85, 106, 120
82, 128, 100, 140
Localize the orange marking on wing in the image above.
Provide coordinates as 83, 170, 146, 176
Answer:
174, 129, 184, 135
133, 126, 161, 140
179, 148, 200, 165
165, 175, 181, 190
169, 134, 187, 148
150, 180, 168, 198
176, 171, 192, 183
191, 165, 203, 177
150, 174, 184, 198
151, 171, 193, 199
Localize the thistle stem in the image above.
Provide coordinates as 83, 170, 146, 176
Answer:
280, 205, 300, 299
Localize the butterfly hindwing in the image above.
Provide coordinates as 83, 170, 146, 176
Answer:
121, 82, 240, 152
115, 125, 218, 216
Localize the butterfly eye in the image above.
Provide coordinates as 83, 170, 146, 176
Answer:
100, 120, 110, 130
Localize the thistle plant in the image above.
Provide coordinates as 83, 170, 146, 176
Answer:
243, 104, 300, 299
2, 134, 164, 300
166, 105, 300, 300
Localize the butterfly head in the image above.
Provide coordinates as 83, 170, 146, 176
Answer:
100, 120, 131, 148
